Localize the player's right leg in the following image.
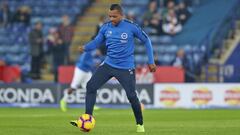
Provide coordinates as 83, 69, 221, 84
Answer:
85, 64, 112, 115
70, 64, 112, 128
80, 71, 100, 110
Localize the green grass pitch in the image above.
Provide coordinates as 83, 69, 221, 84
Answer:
0, 108, 240, 135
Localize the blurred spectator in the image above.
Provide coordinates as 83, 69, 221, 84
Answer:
176, 2, 191, 25
58, 15, 74, 65
92, 15, 107, 55
142, 0, 158, 27
162, 0, 176, 18
12, 6, 31, 25
29, 21, 44, 79
94, 15, 105, 37
157, 0, 165, 8
44, 28, 56, 65
171, 49, 195, 82
162, 9, 182, 35
126, 11, 136, 22
47, 29, 65, 82
172, 49, 186, 68
148, 12, 164, 35
0, 3, 12, 27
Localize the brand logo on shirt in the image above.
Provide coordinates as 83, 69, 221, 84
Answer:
121, 33, 128, 39
106, 31, 112, 37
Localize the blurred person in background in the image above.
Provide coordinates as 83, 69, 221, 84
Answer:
12, 6, 31, 26
176, 1, 191, 25
147, 12, 164, 35
47, 29, 65, 82
92, 15, 107, 55
29, 21, 44, 80
171, 48, 195, 82
126, 11, 137, 22
162, 0, 176, 18
94, 15, 105, 36
60, 49, 104, 112
142, 0, 158, 27
58, 15, 74, 65
172, 49, 186, 68
162, 9, 182, 35
0, 3, 12, 27
45, 28, 56, 68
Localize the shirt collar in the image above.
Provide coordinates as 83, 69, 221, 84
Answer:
111, 19, 124, 27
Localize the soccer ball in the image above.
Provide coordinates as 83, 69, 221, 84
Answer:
77, 114, 96, 132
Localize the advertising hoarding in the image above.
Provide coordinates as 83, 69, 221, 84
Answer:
154, 83, 240, 108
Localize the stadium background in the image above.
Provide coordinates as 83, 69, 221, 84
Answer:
0, 0, 240, 135
0, 0, 240, 108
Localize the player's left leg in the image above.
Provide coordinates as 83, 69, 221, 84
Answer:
114, 68, 145, 132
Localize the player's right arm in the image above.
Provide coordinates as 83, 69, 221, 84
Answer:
79, 24, 107, 53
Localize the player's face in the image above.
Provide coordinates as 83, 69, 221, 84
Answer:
108, 9, 123, 26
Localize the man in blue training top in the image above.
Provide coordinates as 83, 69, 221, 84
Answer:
70, 4, 156, 133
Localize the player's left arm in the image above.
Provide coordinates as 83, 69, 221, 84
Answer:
133, 25, 156, 72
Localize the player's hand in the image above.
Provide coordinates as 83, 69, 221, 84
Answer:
148, 64, 157, 72
78, 46, 85, 53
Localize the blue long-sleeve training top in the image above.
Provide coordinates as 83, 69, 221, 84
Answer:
84, 19, 154, 69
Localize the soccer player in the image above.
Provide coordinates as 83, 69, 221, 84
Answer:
60, 50, 104, 112
71, 4, 156, 133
